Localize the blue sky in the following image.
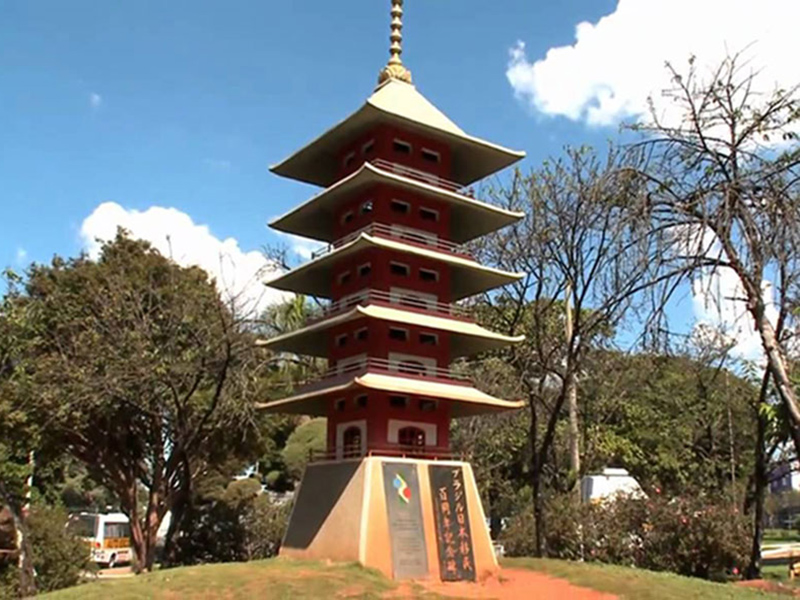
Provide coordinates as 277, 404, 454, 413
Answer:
0, 0, 616, 266
2, 0, 793, 357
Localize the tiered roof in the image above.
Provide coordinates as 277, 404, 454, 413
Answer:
259, 3, 526, 417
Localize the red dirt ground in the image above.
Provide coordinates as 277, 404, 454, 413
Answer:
391, 568, 617, 599
736, 579, 799, 597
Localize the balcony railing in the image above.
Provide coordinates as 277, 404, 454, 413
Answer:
309, 444, 460, 463
371, 159, 471, 196
312, 289, 470, 322
311, 222, 471, 260
294, 357, 472, 395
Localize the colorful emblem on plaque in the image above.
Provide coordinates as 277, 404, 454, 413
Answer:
393, 473, 411, 503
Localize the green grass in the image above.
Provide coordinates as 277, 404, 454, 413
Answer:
763, 529, 800, 544
39, 559, 399, 600
503, 558, 788, 600
38, 556, 794, 600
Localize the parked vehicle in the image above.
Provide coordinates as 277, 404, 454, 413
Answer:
67, 512, 132, 568
581, 468, 644, 503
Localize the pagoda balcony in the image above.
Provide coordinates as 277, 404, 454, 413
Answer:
295, 357, 472, 395
308, 444, 459, 464
369, 159, 471, 195
311, 289, 471, 323
311, 222, 471, 260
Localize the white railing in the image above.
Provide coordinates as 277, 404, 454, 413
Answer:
311, 222, 470, 260
311, 289, 470, 322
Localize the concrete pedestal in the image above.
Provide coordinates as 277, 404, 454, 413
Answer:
280, 456, 498, 582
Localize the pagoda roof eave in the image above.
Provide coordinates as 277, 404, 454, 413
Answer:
269, 161, 525, 244
257, 304, 525, 360
270, 79, 525, 188
264, 233, 524, 300
255, 372, 525, 417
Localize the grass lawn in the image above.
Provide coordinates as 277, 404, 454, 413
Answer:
39, 559, 402, 600
39, 557, 793, 600
504, 558, 789, 600
763, 529, 800, 544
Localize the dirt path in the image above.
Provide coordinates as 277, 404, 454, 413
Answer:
389, 568, 616, 599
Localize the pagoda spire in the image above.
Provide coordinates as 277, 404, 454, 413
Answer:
377, 0, 413, 87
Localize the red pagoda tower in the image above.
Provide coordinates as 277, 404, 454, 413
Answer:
259, 0, 526, 582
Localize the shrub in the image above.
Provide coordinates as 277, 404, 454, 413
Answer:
169, 479, 290, 566
501, 489, 749, 581
281, 418, 326, 482
27, 504, 90, 592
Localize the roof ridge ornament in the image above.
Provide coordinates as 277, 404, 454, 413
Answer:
377, 0, 413, 87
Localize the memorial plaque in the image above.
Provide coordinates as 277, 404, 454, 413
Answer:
382, 461, 429, 580
429, 465, 476, 582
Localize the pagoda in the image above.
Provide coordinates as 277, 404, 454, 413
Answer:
259, 0, 526, 582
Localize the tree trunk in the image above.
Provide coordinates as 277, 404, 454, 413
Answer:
566, 370, 580, 495
746, 372, 770, 580
11, 507, 35, 598
751, 302, 800, 453
529, 400, 547, 557
565, 280, 581, 497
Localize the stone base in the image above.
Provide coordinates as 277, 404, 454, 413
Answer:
280, 456, 498, 582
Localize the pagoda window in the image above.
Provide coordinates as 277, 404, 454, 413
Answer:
419, 268, 439, 282
390, 199, 410, 214
419, 399, 438, 413
354, 327, 369, 342
419, 332, 438, 346
343, 151, 356, 168
343, 427, 363, 458
390, 262, 410, 277
421, 148, 440, 164
341, 211, 355, 225
338, 271, 352, 285
398, 426, 426, 448
354, 394, 368, 409
419, 207, 439, 222
335, 333, 348, 348
389, 395, 409, 408
358, 263, 372, 277
389, 327, 408, 342
360, 200, 374, 215
334, 399, 346, 412
362, 139, 375, 155
393, 139, 412, 155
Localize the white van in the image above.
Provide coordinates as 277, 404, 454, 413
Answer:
68, 512, 133, 568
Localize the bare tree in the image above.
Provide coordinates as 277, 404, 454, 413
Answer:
475, 146, 677, 556
630, 52, 800, 453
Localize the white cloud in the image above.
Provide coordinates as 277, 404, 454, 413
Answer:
507, 0, 800, 127
15, 247, 27, 264
89, 93, 102, 109
691, 267, 777, 362
80, 202, 286, 315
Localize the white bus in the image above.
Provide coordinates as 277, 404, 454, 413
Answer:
68, 512, 133, 568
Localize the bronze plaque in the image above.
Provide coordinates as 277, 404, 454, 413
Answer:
382, 461, 429, 580
429, 465, 476, 582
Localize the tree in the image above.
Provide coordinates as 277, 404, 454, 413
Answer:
281, 418, 327, 482
475, 145, 675, 556
631, 52, 800, 453
5, 231, 265, 572
0, 273, 38, 596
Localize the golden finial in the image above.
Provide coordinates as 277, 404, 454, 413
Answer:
377, 0, 413, 86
